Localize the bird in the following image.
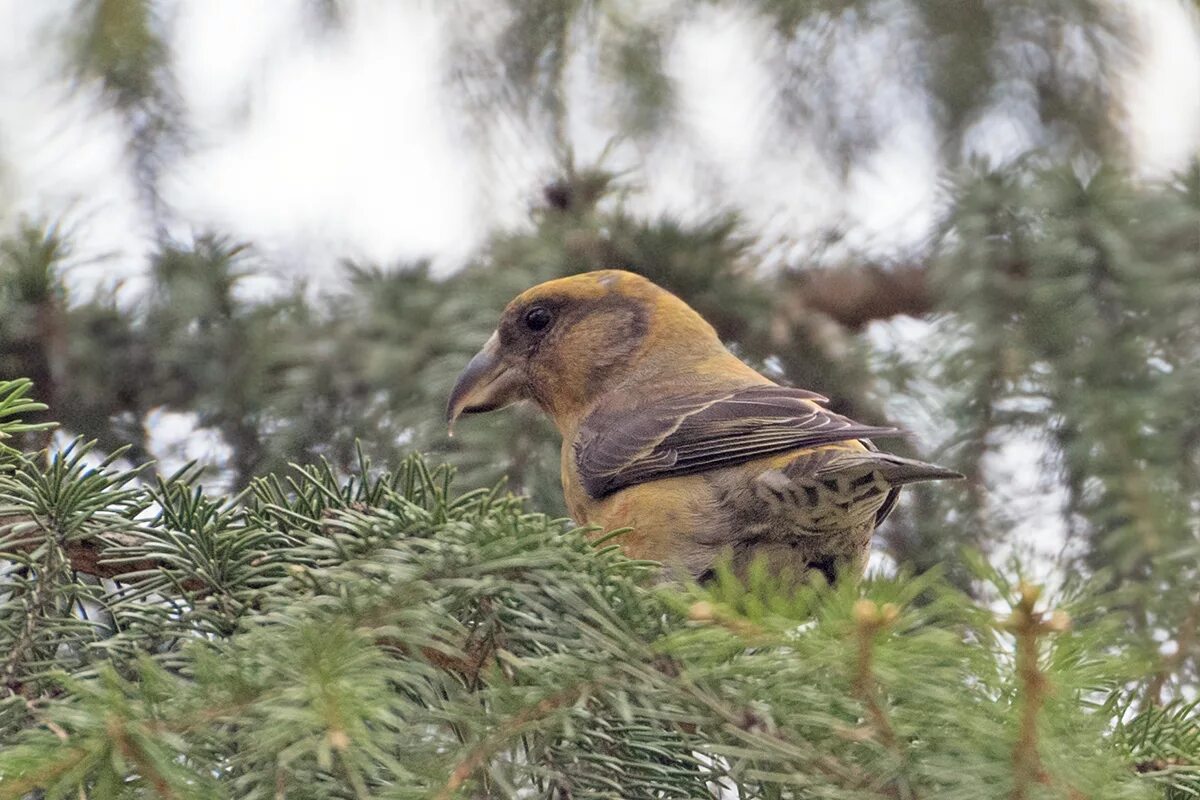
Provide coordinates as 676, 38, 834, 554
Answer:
446, 270, 960, 584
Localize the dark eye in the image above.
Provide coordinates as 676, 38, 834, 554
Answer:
524, 306, 553, 332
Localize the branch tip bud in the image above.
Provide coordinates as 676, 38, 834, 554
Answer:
1047, 610, 1071, 632
1017, 581, 1041, 609
853, 599, 879, 625
688, 601, 716, 622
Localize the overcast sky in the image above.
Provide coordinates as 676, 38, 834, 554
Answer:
3, 0, 1198, 298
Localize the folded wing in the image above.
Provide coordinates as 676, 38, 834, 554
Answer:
574, 385, 903, 499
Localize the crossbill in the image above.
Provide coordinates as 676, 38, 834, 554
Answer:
447, 270, 960, 583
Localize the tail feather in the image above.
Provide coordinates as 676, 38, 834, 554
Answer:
817, 451, 963, 486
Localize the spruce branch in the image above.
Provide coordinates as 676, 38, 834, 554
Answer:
106, 714, 180, 800
0, 374, 1186, 798
1005, 581, 1072, 800
436, 682, 599, 800
0, 378, 55, 459
850, 600, 902, 757
0, 746, 91, 800
1118, 698, 1200, 797
1145, 598, 1200, 708
0, 518, 189, 586
0, 536, 65, 693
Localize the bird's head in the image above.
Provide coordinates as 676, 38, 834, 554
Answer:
447, 270, 755, 432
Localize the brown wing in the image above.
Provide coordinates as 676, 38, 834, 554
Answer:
574, 385, 903, 499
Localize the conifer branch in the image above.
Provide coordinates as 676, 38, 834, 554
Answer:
436, 682, 597, 800
1005, 582, 1072, 800
851, 599, 916, 800
0, 747, 90, 800
0, 516, 203, 590
0, 538, 64, 692
108, 718, 179, 800
851, 599, 901, 753
1145, 599, 1200, 707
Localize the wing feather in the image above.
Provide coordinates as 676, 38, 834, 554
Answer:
574, 385, 901, 498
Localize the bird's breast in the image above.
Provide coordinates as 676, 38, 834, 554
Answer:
565, 468, 720, 568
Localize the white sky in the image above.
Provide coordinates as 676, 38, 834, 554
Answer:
3, 0, 1194, 297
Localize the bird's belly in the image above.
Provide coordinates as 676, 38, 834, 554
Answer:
575, 474, 719, 571
573, 449, 885, 581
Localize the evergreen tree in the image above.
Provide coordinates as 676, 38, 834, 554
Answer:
0, 1, 1197, 797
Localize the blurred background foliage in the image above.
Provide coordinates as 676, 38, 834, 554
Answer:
0, 0, 1198, 794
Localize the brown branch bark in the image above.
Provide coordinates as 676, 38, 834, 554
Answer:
61, 536, 169, 581
1, 515, 202, 588
786, 264, 934, 331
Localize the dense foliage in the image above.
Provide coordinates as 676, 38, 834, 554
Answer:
0, 379, 1195, 798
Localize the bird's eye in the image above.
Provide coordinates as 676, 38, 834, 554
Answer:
524, 306, 553, 332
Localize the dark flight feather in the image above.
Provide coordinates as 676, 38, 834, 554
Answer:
574, 385, 903, 499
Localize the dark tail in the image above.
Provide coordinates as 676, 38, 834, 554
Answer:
818, 451, 963, 486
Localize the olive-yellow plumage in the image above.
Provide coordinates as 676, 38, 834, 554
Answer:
447, 270, 960, 582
